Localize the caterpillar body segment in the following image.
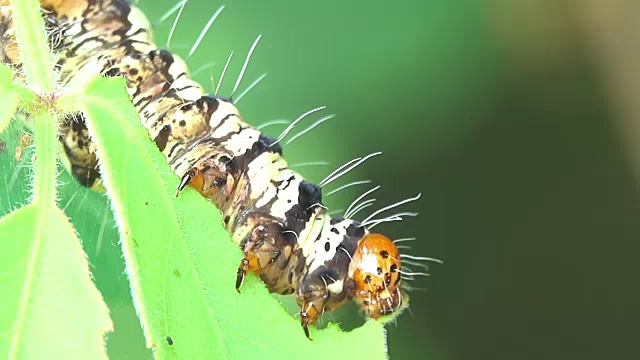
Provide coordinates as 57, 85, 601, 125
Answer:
0, 0, 425, 337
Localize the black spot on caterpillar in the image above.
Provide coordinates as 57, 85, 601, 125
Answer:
0, 0, 442, 338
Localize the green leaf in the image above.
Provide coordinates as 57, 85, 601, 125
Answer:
79, 75, 387, 359
0, 65, 18, 134
11, 0, 54, 93
0, 203, 113, 359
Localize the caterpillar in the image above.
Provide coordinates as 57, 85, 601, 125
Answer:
0, 0, 439, 338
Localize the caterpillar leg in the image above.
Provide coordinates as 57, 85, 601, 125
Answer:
235, 246, 282, 291
235, 253, 260, 291
295, 269, 353, 340
300, 301, 320, 340
293, 222, 363, 340
234, 221, 299, 293
175, 168, 200, 197
175, 164, 227, 198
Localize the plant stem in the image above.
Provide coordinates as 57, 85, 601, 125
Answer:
12, 0, 58, 204
32, 110, 57, 205
12, 0, 54, 93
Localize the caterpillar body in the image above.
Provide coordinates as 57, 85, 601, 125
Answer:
0, 0, 437, 338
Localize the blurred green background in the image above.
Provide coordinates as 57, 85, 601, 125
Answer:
1, 0, 639, 359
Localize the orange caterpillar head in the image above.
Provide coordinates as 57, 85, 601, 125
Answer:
348, 233, 403, 318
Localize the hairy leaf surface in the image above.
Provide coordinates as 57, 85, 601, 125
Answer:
0, 204, 113, 359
